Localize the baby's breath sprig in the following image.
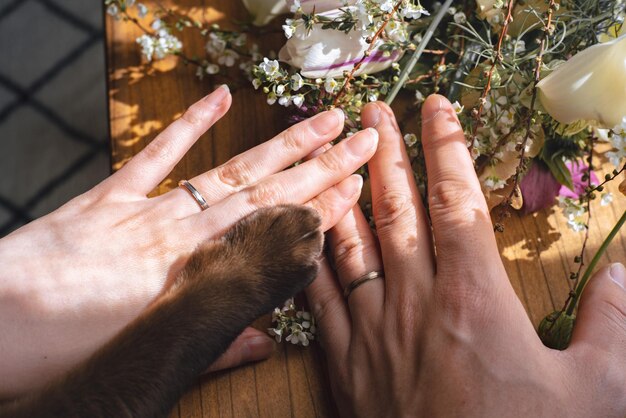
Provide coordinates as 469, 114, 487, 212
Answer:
332, 1, 404, 107
268, 298, 316, 347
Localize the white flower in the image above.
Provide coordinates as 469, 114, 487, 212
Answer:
292, 94, 305, 107
291, 73, 304, 91
606, 121, 626, 166
558, 197, 587, 232
206, 33, 227, 56
242, 0, 289, 26
136, 3, 148, 18
206, 64, 220, 75
537, 35, 626, 129
401, 3, 430, 20
278, 12, 400, 79
453, 11, 466, 24
451, 101, 464, 114
324, 77, 338, 93
106, 4, 119, 17
601, 193, 614, 206
259, 57, 281, 77
287, 0, 356, 14
404, 133, 417, 147
283, 18, 297, 39
217, 49, 239, 67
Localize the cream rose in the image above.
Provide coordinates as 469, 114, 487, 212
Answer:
537, 34, 626, 129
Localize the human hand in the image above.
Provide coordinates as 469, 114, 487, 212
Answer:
306, 97, 626, 417
0, 86, 379, 398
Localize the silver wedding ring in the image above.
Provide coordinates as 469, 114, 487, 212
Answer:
178, 180, 210, 211
344, 271, 385, 299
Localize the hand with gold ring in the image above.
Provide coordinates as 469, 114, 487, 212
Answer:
0, 85, 379, 398
306, 97, 626, 417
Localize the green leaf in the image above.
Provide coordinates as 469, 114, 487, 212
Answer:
543, 154, 574, 191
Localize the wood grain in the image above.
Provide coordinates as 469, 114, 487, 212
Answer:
106, 2, 626, 416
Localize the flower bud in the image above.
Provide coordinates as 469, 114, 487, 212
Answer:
536, 35, 626, 129
538, 311, 575, 350
278, 12, 400, 78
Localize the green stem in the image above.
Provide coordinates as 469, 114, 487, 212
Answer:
385, 0, 453, 105
565, 209, 626, 316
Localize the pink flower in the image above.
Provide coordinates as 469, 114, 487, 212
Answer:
520, 160, 599, 214
520, 161, 562, 214
558, 161, 599, 199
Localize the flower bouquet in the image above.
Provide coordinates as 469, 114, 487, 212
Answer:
106, 0, 626, 349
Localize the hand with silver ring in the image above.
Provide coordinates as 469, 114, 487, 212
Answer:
306, 97, 626, 417
0, 85, 379, 398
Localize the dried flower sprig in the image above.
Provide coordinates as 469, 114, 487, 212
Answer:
268, 298, 316, 346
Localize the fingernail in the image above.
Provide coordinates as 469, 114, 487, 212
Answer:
310, 108, 345, 136
336, 175, 363, 199
421, 95, 445, 125
609, 263, 626, 290
364, 102, 381, 128
203, 84, 230, 107
345, 128, 378, 156
242, 336, 276, 363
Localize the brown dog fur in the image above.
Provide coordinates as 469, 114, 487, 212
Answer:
0, 205, 323, 418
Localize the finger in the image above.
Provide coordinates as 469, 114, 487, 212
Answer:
188, 109, 345, 204
305, 175, 365, 231
362, 102, 434, 300
570, 263, 626, 360
193, 128, 378, 236
328, 206, 385, 325
421, 95, 504, 284
107, 85, 232, 197
305, 259, 351, 362
206, 327, 276, 373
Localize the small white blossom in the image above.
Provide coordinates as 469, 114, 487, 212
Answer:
217, 49, 239, 67
324, 77, 338, 94
136, 3, 148, 18
292, 94, 305, 108
259, 58, 280, 77
106, 4, 119, 17
453, 11, 467, 24
451, 101, 464, 114
401, 3, 430, 19
291, 73, 304, 91
404, 133, 418, 147
601, 193, 614, 206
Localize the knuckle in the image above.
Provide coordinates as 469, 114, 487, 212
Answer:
215, 157, 255, 190
434, 278, 494, 327
280, 126, 307, 154
316, 149, 344, 174
246, 182, 282, 208
597, 298, 626, 334
428, 179, 488, 227
373, 190, 414, 231
332, 234, 377, 273
142, 138, 176, 165
181, 102, 208, 127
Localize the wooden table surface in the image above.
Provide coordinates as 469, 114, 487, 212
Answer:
105, 2, 626, 416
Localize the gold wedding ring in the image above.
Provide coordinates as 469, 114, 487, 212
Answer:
178, 180, 210, 211
344, 271, 385, 299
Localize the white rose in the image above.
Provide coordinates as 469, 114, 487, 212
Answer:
278, 12, 400, 79
241, 0, 289, 26
537, 34, 626, 129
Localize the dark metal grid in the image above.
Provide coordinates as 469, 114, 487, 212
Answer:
0, 0, 108, 236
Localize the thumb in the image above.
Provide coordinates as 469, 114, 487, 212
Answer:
570, 263, 626, 356
205, 327, 276, 373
